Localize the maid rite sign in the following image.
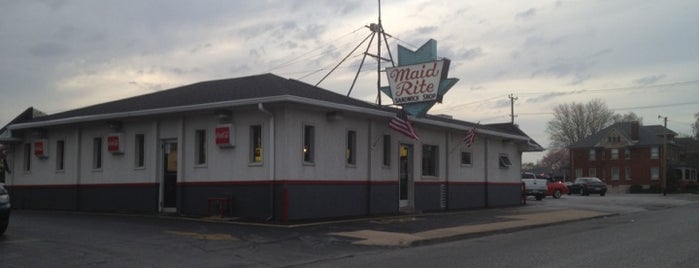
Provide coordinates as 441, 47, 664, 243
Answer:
380, 39, 459, 117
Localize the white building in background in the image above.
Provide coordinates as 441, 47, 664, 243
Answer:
0, 73, 542, 221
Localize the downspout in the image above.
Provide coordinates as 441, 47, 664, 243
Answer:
76, 127, 82, 211
484, 137, 489, 208
367, 119, 372, 216
258, 103, 275, 221
445, 130, 450, 210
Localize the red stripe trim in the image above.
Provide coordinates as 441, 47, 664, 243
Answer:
7, 182, 158, 189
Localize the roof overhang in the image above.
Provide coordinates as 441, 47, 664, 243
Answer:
9, 95, 532, 142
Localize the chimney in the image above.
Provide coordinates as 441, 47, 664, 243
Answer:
631, 121, 639, 141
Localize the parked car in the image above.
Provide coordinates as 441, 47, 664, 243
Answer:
521, 172, 547, 200
546, 179, 569, 198
568, 177, 607, 196
0, 184, 10, 235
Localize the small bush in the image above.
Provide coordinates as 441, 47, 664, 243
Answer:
628, 184, 644, 193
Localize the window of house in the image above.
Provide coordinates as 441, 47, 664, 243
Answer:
589, 168, 596, 177
302, 125, 315, 164
346, 130, 356, 165
23, 143, 31, 172
135, 134, 145, 168
624, 148, 631, 160
56, 140, 65, 171
625, 167, 632, 180
575, 168, 583, 178
250, 125, 263, 163
499, 154, 512, 168
195, 129, 206, 165
611, 167, 619, 180
650, 147, 659, 159
611, 148, 619, 160
589, 149, 596, 160
461, 151, 472, 166
651, 167, 659, 180
422, 145, 438, 176
93, 137, 102, 169
382, 135, 391, 167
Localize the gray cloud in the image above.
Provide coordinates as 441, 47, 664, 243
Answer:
516, 8, 536, 20
29, 42, 70, 57
633, 74, 666, 86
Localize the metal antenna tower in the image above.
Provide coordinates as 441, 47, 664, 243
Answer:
315, 0, 395, 105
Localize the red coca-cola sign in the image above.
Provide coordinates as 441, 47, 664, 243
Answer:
34, 139, 47, 157
215, 124, 234, 147
107, 133, 123, 153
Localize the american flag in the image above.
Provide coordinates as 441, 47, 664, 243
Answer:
389, 110, 420, 140
463, 127, 477, 147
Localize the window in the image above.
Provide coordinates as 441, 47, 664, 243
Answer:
250, 125, 263, 163
588, 168, 596, 177
650, 147, 659, 159
195, 129, 206, 165
651, 167, 659, 180
589, 149, 596, 160
624, 148, 631, 160
422, 145, 438, 176
382, 135, 391, 166
461, 151, 472, 166
302, 125, 315, 163
135, 134, 145, 168
93, 137, 102, 169
611, 148, 619, 160
625, 167, 632, 180
346, 130, 356, 165
56, 140, 65, 171
23, 143, 31, 172
499, 154, 512, 168
575, 168, 583, 178
611, 167, 619, 180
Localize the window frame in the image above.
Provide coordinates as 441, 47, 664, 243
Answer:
382, 134, 391, 167
650, 147, 659, 159
194, 129, 207, 166
250, 125, 263, 164
92, 137, 102, 170
651, 167, 660, 180
611, 148, 619, 160
589, 149, 596, 161
346, 130, 357, 166
56, 140, 65, 171
460, 151, 472, 166
135, 134, 145, 169
498, 154, 512, 169
302, 124, 315, 164
611, 167, 620, 180
421, 144, 439, 177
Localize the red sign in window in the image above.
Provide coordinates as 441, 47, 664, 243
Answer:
107, 133, 124, 153
34, 139, 47, 158
215, 124, 234, 147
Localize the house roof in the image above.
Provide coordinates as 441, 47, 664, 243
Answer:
5, 73, 538, 144
569, 121, 676, 148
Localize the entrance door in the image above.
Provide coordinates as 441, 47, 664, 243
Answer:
399, 144, 413, 208
161, 141, 178, 212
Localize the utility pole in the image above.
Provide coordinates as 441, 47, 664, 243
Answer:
508, 94, 518, 124
658, 115, 668, 196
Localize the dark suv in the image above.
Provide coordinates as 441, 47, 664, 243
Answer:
0, 184, 10, 235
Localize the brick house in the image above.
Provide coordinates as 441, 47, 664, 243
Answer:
568, 121, 684, 192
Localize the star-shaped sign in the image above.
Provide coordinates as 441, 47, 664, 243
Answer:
381, 39, 459, 117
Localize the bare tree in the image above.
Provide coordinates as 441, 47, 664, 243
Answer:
612, 112, 643, 124
546, 99, 615, 148
693, 112, 699, 139
539, 148, 569, 176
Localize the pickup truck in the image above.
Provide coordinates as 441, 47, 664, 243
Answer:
521, 172, 547, 201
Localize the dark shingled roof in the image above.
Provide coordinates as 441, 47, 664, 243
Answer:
569, 122, 676, 148
5, 73, 538, 142
29, 73, 383, 123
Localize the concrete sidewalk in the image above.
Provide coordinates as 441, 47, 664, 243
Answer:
330, 209, 615, 247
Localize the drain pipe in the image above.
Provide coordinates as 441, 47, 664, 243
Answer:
258, 103, 276, 221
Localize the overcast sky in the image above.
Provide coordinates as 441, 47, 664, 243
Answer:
1, 0, 698, 162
